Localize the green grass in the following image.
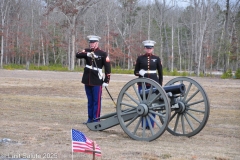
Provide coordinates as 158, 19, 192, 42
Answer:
234, 68, 240, 79
2, 64, 193, 76
30, 64, 69, 71
4, 64, 239, 79
3, 64, 69, 71
3, 64, 25, 70
221, 69, 233, 79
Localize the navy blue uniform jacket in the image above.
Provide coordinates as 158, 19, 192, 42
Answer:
134, 53, 163, 86
76, 48, 111, 86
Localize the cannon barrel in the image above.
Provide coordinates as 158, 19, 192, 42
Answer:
163, 83, 185, 95
140, 83, 185, 96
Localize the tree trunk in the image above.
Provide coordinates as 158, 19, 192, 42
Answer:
223, 0, 230, 73
17, 13, 20, 65
71, 31, 76, 71
164, 24, 171, 70
178, 27, 181, 71
171, 21, 174, 72
190, 23, 194, 73
45, 16, 49, 66
5, 18, 9, 64
52, 26, 56, 64
217, 23, 225, 71
237, 40, 239, 69
28, 0, 34, 69
38, 33, 41, 67
106, 12, 110, 56
160, 28, 163, 64
1, 24, 4, 68
0, 1, 9, 68
185, 31, 189, 72
41, 33, 45, 66
68, 37, 71, 70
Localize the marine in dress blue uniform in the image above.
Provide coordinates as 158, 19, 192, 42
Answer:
76, 35, 111, 123
134, 40, 163, 129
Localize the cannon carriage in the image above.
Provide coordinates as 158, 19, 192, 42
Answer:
86, 77, 210, 141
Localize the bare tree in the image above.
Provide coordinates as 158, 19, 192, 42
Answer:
223, 0, 230, 73
46, 0, 100, 70
0, 0, 10, 68
0, 0, 239, 75
154, 0, 175, 71
114, 0, 141, 69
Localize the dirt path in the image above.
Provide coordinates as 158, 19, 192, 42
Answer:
0, 69, 240, 160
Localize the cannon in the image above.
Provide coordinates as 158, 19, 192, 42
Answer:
86, 77, 210, 141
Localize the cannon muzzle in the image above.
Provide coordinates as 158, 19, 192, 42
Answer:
163, 83, 185, 95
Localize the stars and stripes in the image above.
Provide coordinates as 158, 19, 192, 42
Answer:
71, 129, 101, 157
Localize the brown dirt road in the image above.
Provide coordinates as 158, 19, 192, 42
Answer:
0, 69, 240, 160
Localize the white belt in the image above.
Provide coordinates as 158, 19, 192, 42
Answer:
86, 65, 102, 72
85, 65, 103, 79
144, 70, 156, 74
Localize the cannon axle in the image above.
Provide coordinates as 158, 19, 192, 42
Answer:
174, 101, 186, 113
136, 104, 149, 116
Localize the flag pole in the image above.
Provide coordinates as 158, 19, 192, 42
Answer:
93, 141, 96, 160
72, 150, 73, 160
71, 129, 73, 160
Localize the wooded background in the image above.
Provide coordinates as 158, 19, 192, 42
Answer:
0, 0, 239, 76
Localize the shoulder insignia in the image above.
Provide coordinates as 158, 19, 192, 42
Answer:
106, 56, 110, 62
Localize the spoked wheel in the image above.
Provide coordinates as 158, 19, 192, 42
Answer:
116, 78, 171, 141
165, 77, 210, 137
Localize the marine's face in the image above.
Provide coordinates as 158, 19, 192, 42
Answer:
89, 41, 99, 49
144, 46, 154, 54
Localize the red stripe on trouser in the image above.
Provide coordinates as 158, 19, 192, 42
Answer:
96, 86, 102, 119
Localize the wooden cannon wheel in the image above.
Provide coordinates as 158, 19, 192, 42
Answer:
164, 77, 210, 137
116, 78, 171, 141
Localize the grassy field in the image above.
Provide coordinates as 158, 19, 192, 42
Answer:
0, 69, 240, 160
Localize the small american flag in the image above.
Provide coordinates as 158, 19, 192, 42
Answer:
71, 129, 101, 156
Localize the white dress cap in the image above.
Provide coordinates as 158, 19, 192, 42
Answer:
142, 40, 156, 47
87, 35, 101, 42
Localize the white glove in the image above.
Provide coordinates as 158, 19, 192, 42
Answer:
98, 72, 103, 80
87, 52, 98, 58
139, 69, 146, 76
102, 82, 108, 87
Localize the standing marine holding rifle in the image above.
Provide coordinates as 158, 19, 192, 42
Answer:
134, 40, 163, 129
76, 35, 111, 123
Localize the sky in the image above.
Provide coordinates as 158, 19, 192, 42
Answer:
139, 0, 240, 9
